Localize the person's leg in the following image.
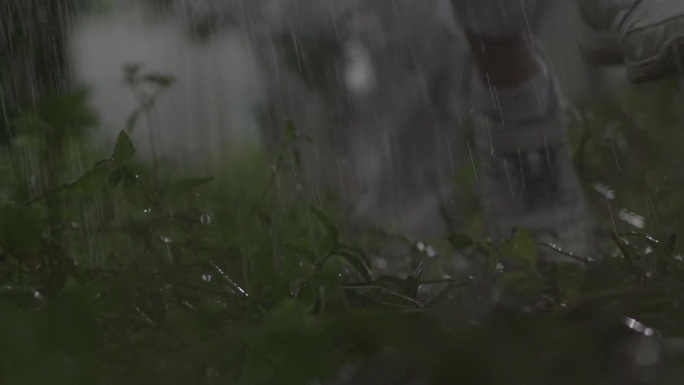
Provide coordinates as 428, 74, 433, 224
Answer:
451, 0, 595, 261
578, 0, 684, 82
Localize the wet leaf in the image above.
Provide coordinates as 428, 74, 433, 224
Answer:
553, 263, 585, 301
500, 229, 538, 270
122, 186, 155, 209
333, 250, 372, 282
113, 130, 136, 164
107, 167, 124, 188
285, 240, 317, 263
73, 165, 110, 193
119, 165, 141, 187
340, 245, 372, 270
309, 205, 339, 242
317, 232, 339, 257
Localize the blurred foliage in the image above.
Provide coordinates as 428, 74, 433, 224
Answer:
569, 79, 684, 253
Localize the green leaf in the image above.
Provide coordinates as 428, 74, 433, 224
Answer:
553, 263, 585, 301
500, 229, 539, 270
166, 177, 214, 197
107, 167, 123, 188
105, 165, 141, 190
113, 130, 136, 164
317, 232, 339, 257
72, 164, 110, 193
118, 165, 141, 187
122, 186, 155, 209
333, 250, 372, 282
309, 205, 339, 242
285, 239, 317, 263
340, 245, 372, 270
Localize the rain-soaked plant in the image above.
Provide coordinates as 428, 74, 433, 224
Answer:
1, 118, 684, 384
2, 67, 684, 385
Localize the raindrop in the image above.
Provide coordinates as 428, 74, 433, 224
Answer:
619, 209, 646, 229
202, 274, 212, 282
375, 258, 388, 270
200, 213, 213, 225
594, 183, 616, 200
623, 316, 658, 337
425, 246, 436, 258
416, 242, 426, 252
160, 235, 173, 244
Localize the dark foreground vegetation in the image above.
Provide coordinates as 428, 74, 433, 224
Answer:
1, 60, 684, 384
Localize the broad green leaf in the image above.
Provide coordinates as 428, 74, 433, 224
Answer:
341, 245, 372, 269
72, 164, 110, 193
113, 130, 136, 164
122, 186, 155, 209
119, 165, 141, 187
